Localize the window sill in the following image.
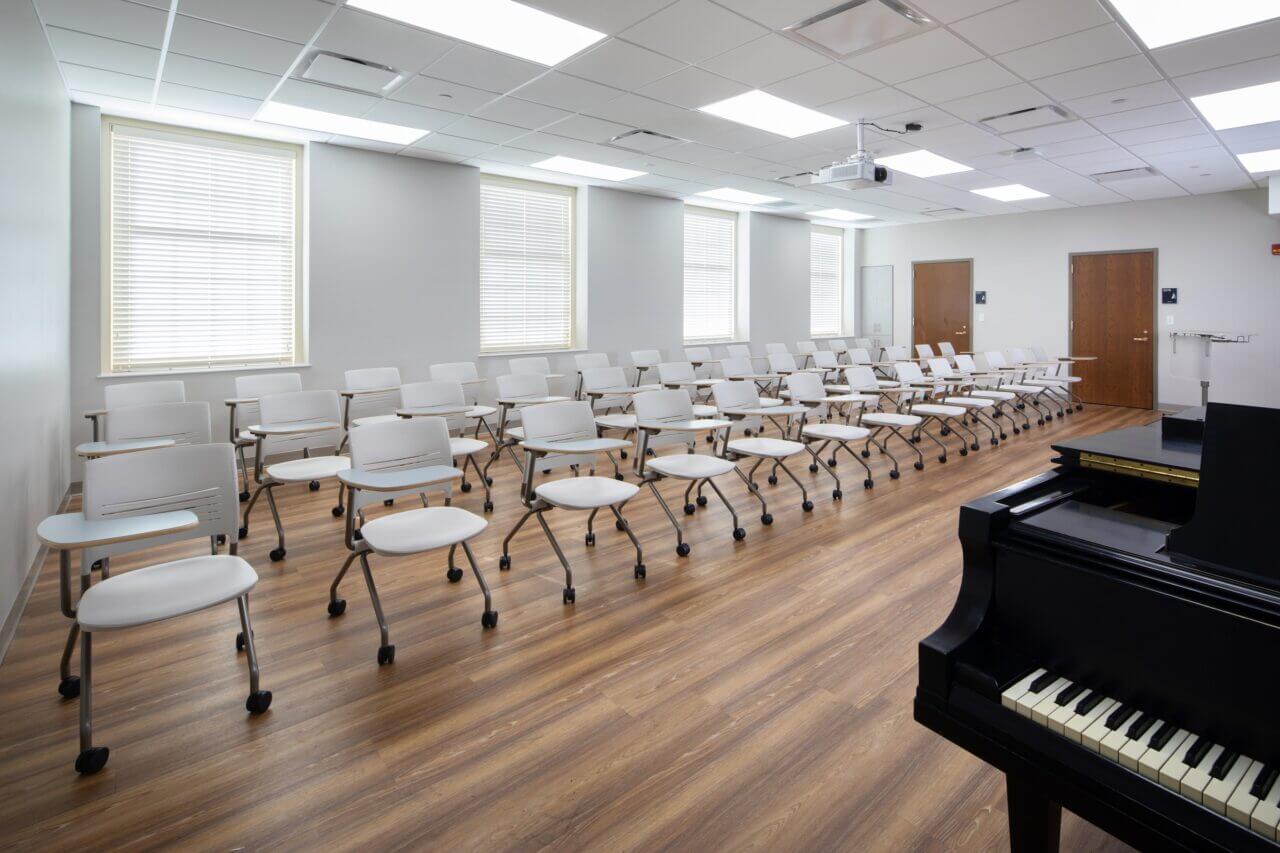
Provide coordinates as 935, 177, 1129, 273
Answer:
478, 348, 586, 359
98, 363, 311, 380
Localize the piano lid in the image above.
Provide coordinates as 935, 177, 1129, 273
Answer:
1052, 417, 1201, 488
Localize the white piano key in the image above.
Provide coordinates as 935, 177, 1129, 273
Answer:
1251, 775, 1280, 840
1031, 681, 1073, 726
1082, 711, 1118, 753
1138, 728, 1190, 782
1000, 668, 1047, 711
1180, 743, 1225, 803
1204, 756, 1254, 816
1064, 697, 1116, 744
1118, 719, 1163, 770
1100, 718, 1137, 762
1159, 735, 1202, 792
1016, 676, 1069, 718
1228, 762, 1267, 827
1047, 696, 1079, 733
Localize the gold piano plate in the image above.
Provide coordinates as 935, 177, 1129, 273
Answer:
1079, 452, 1199, 488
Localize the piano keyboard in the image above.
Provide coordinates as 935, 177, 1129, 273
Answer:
1002, 669, 1280, 842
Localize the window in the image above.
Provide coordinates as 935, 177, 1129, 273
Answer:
105, 119, 302, 374
479, 177, 576, 353
809, 226, 843, 338
683, 206, 737, 343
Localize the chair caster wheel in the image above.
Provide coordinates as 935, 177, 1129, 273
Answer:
990, 438, 999, 446
332, 505, 345, 517
485, 476, 494, 486
705, 435, 714, 443
483, 500, 494, 513
828, 458, 837, 467
911, 436, 921, 444
614, 473, 624, 481
802, 500, 814, 512
646, 448, 656, 456
270, 547, 286, 562
615, 520, 625, 531
683, 503, 696, 515
309, 480, 320, 491
58, 675, 80, 699
236, 631, 246, 651
861, 450, 870, 458
915, 461, 926, 470
1012, 428, 1021, 435
481, 610, 498, 629
354, 528, 364, 540
696, 496, 708, 507
216, 534, 226, 546
499, 555, 511, 570
246, 690, 272, 715
447, 566, 463, 583
733, 527, 746, 541
864, 478, 873, 489
1037, 419, 1045, 426
1076, 405, 1083, 412
460, 481, 472, 493
563, 587, 575, 604
634, 564, 646, 579
958, 449, 967, 457
383, 499, 394, 507
619, 449, 628, 460
761, 513, 773, 525
941, 453, 951, 462
970, 442, 980, 452
940, 427, 951, 436
676, 543, 690, 557
75, 746, 109, 775
999, 433, 1007, 440
238, 526, 249, 539
377, 645, 395, 665
585, 533, 596, 546
239, 490, 250, 502
767, 475, 778, 485
328, 598, 347, 617
890, 469, 901, 479
832, 490, 842, 501
808, 463, 819, 473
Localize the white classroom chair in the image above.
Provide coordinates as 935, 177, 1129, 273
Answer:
937, 341, 958, 364
581, 366, 645, 468
924, 358, 1003, 446
85, 379, 186, 441
683, 346, 716, 379
104, 400, 212, 447
38, 442, 269, 774
328, 417, 495, 665
632, 389, 743, 555
657, 361, 719, 401
953, 354, 1019, 436
725, 343, 752, 361
853, 337, 874, 351
1022, 346, 1083, 414
827, 339, 850, 363
764, 343, 789, 357
509, 356, 565, 393
340, 366, 403, 452
711, 380, 813, 518
630, 349, 662, 386
984, 351, 1053, 426
768, 351, 822, 379
429, 361, 489, 405
840, 366, 923, 479
893, 362, 976, 461
782, 372, 877, 494
795, 340, 818, 367
399, 380, 493, 512
241, 389, 349, 562
721, 355, 779, 399
498, 401, 642, 602
811, 350, 841, 381
884, 345, 911, 362
573, 352, 612, 398
916, 343, 936, 360
228, 372, 304, 501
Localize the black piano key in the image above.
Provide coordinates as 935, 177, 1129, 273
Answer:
1183, 736, 1213, 769
1147, 721, 1178, 750
1054, 683, 1086, 706
1209, 750, 1239, 780
1104, 704, 1135, 731
1250, 764, 1279, 799
1028, 671, 1056, 694
1075, 691, 1104, 715
1124, 713, 1157, 741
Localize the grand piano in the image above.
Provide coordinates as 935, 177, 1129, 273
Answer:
916, 403, 1280, 851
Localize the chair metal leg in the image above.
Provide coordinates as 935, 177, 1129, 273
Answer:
805, 444, 842, 498
74, 628, 108, 774
586, 507, 599, 546
704, 477, 746, 541
460, 541, 497, 629
534, 511, 576, 603
609, 504, 646, 577
241, 483, 266, 536
466, 453, 493, 511
264, 485, 287, 561
772, 459, 813, 510
238, 595, 272, 713
237, 445, 251, 500
645, 479, 688, 555
499, 509, 534, 570
59, 621, 80, 697
918, 422, 952, 462
359, 553, 395, 664
732, 464, 772, 523
328, 551, 359, 615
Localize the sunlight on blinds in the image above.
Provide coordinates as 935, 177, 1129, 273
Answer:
683, 208, 737, 343
810, 228, 842, 338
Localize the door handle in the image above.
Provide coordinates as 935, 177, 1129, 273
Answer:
1132, 337, 1149, 342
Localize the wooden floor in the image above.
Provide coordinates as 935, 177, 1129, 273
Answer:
0, 405, 1154, 851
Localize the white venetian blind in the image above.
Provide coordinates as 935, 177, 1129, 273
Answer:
810, 227, 843, 338
108, 122, 300, 373
683, 207, 737, 343
479, 178, 576, 353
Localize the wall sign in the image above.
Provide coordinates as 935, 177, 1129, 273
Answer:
1161, 287, 1178, 304
974, 291, 987, 304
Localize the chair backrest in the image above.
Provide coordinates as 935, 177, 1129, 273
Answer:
347, 417, 455, 511
105, 401, 212, 446
765, 342, 788, 355
725, 343, 752, 360
982, 351, 1005, 370
520, 400, 598, 444
631, 349, 661, 368
916, 344, 935, 359
1006, 348, 1027, 365
631, 389, 693, 423
429, 361, 480, 383
842, 366, 879, 391
103, 380, 186, 411
784, 371, 825, 402
927, 357, 954, 378
495, 372, 550, 399
955, 354, 978, 373
711, 379, 759, 411
768, 352, 799, 373
812, 350, 838, 369
853, 337, 873, 350
885, 345, 910, 361
895, 361, 925, 383
344, 366, 402, 421
233, 372, 303, 433
575, 353, 611, 371
257, 389, 342, 455
848, 348, 872, 365
938, 341, 956, 357
796, 340, 817, 355
827, 339, 848, 354
720, 357, 754, 379
683, 346, 712, 362
657, 361, 695, 384
401, 380, 466, 409
509, 356, 551, 376
81, 442, 239, 568
1031, 345, 1049, 361
581, 366, 627, 393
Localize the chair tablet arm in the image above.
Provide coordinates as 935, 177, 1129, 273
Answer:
638, 418, 732, 433
339, 465, 462, 492
82, 409, 106, 419
340, 386, 399, 398
38, 510, 199, 551
724, 405, 809, 417
520, 437, 631, 455
247, 419, 341, 436
224, 397, 257, 406
76, 438, 177, 458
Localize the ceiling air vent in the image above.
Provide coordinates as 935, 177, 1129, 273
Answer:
301, 52, 402, 94
922, 207, 968, 218
1090, 166, 1159, 183
607, 129, 683, 154
980, 105, 1070, 134
783, 0, 934, 59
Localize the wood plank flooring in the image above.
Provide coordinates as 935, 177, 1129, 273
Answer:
0, 405, 1154, 851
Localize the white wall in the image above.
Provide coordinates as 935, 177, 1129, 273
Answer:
859, 189, 1280, 408
748, 212, 811, 348
1, 1, 71, 636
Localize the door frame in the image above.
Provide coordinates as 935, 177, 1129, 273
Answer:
1067, 248, 1160, 410
911, 258, 973, 350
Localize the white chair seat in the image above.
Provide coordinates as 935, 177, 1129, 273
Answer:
1002, 383, 1046, 393
450, 437, 487, 456
505, 426, 525, 440
803, 423, 870, 441
1028, 376, 1080, 385
595, 414, 637, 430
77, 555, 257, 631
266, 455, 351, 482
862, 412, 921, 427
911, 404, 967, 418
727, 437, 804, 459
467, 405, 498, 418
237, 429, 256, 444
353, 414, 400, 427
360, 506, 487, 555
755, 397, 784, 408
646, 454, 736, 480
535, 476, 639, 509
943, 397, 995, 409
969, 389, 1016, 401
692, 404, 717, 418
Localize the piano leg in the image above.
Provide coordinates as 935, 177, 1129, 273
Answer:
1007, 773, 1061, 853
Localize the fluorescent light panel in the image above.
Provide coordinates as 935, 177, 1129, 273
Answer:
810, 208, 874, 221
346, 0, 605, 65
257, 101, 427, 145
698, 90, 846, 139
533, 156, 646, 181
1192, 80, 1280, 130
1108, 0, 1279, 48
695, 187, 782, 205
971, 184, 1048, 202
877, 150, 972, 178
1238, 148, 1280, 173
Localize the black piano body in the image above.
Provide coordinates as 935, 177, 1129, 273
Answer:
915, 403, 1280, 851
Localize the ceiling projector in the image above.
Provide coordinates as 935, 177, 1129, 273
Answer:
808, 119, 920, 190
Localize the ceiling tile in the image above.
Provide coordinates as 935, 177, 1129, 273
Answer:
401, 147, 465, 164
1034, 55, 1161, 101
361, 99, 462, 131
478, 147, 551, 167
1173, 54, 1280, 99
168, 15, 303, 75
1126, 135, 1220, 157
511, 71, 623, 112
35, 0, 168, 48
523, 0, 674, 35
591, 92, 690, 131
822, 88, 925, 121
1051, 148, 1147, 174
950, 0, 1111, 55
1108, 119, 1208, 146
764, 62, 880, 108
699, 34, 828, 88
897, 58, 1020, 102
46, 28, 159, 77
542, 114, 632, 143
997, 23, 1137, 80
711, 0, 838, 28
640, 66, 748, 109
898, 122, 1009, 157
558, 39, 685, 90
273, 79, 380, 118
620, 0, 767, 65
909, 0, 1018, 23
1002, 120, 1099, 147
410, 133, 494, 158
472, 96, 571, 129
60, 63, 153, 101
845, 29, 983, 85
325, 135, 402, 154
425, 45, 544, 93
1217, 120, 1280, 152
314, 9, 455, 76
391, 75, 499, 113
1036, 134, 1117, 157
939, 82, 1044, 122
698, 123, 786, 151
177, 0, 331, 43
1090, 101, 1195, 133
438, 116, 530, 144
162, 54, 280, 99
1064, 80, 1179, 118
1151, 18, 1280, 77
157, 81, 260, 118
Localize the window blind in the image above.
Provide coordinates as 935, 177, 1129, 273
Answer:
810, 227, 843, 338
107, 122, 300, 373
683, 207, 737, 343
479, 178, 576, 353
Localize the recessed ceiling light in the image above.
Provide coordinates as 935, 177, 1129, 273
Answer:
1191, 80, 1280, 130
695, 187, 782, 205
1239, 147, 1280, 173
809, 208, 874, 221
698, 90, 847, 139
877, 150, 972, 178
1107, 0, 1279, 48
533, 156, 646, 181
256, 101, 427, 145
971, 184, 1049, 202
346, 0, 605, 66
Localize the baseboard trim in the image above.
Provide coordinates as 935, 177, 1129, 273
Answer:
0, 485, 73, 667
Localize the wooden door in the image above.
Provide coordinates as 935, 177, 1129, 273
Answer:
913, 260, 971, 355
1070, 251, 1154, 408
